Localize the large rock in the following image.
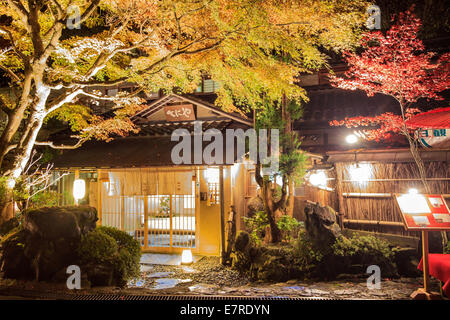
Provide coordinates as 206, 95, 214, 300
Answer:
304, 202, 342, 249
0, 230, 34, 279
247, 196, 264, 217
23, 205, 98, 240
1, 206, 98, 281
0, 217, 20, 237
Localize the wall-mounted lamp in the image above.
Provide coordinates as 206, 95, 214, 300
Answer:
346, 134, 358, 144
309, 171, 328, 188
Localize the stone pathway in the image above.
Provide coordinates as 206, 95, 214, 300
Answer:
126, 256, 441, 300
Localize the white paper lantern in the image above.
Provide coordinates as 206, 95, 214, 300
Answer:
181, 249, 193, 264
73, 179, 86, 200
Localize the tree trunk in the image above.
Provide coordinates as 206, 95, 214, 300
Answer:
0, 190, 14, 225
399, 102, 448, 250
286, 177, 294, 217
224, 205, 237, 265
257, 174, 283, 243
0, 89, 49, 224
282, 93, 295, 217
266, 207, 282, 242
0, 71, 33, 168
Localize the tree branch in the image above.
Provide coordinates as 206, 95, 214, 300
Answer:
34, 137, 87, 149
0, 26, 29, 64
0, 63, 22, 83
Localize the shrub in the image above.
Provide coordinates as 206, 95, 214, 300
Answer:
244, 211, 302, 243
292, 229, 324, 274
332, 235, 393, 261
277, 215, 302, 241
243, 211, 268, 244
78, 229, 118, 264
97, 226, 141, 280
28, 191, 62, 208
78, 227, 141, 286
232, 231, 297, 281
232, 229, 400, 281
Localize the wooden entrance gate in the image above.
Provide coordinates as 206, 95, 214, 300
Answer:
99, 168, 197, 252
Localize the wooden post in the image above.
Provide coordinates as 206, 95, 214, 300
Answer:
225, 205, 237, 264
169, 194, 173, 248
195, 167, 200, 253
74, 170, 79, 206
120, 186, 124, 231
335, 166, 345, 229
219, 166, 226, 264
410, 230, 440, 299
97, 169, 102, 226
144, 195, 149, 249
422, 230, 430, 292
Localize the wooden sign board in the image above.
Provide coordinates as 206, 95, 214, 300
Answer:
419, 129, 450, 148
394, 194, 450, 231
164, 104, 195, 121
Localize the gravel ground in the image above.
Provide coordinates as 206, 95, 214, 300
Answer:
138, 256, 249, 286
125, 256, 444, 300
0, 256, 444, 300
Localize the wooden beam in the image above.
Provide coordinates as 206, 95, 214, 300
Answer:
343, 219, 404, 227
219, 166, 226, 264
97, 169, 102, 226
335, 166, 345, 229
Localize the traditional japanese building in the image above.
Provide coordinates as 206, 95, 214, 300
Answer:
51, 92, 260, 256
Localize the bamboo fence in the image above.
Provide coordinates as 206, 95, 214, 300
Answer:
304, 161, 450, 237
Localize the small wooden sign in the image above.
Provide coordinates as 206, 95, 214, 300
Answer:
394, 194, 450, 231
164, 104, 195, 121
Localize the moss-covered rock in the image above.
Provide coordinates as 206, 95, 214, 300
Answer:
234, 231, 250, 252
393, 247, 421, 277
332, 235, 398, 278
0, 229, 34, 279
232, 231, 300, 281
304, 202, 341, 252
0, 217, 20, 237
231, 231, 252, 273
232, 227, 401, 282
23, 205, 98, 240
1, 206, 98, 281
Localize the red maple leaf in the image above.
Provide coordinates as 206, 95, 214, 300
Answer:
330, 7, 449, 142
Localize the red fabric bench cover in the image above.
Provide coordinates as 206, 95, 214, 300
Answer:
418, 254, 450, 297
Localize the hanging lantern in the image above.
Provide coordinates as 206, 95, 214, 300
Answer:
73, 179, 86, 201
